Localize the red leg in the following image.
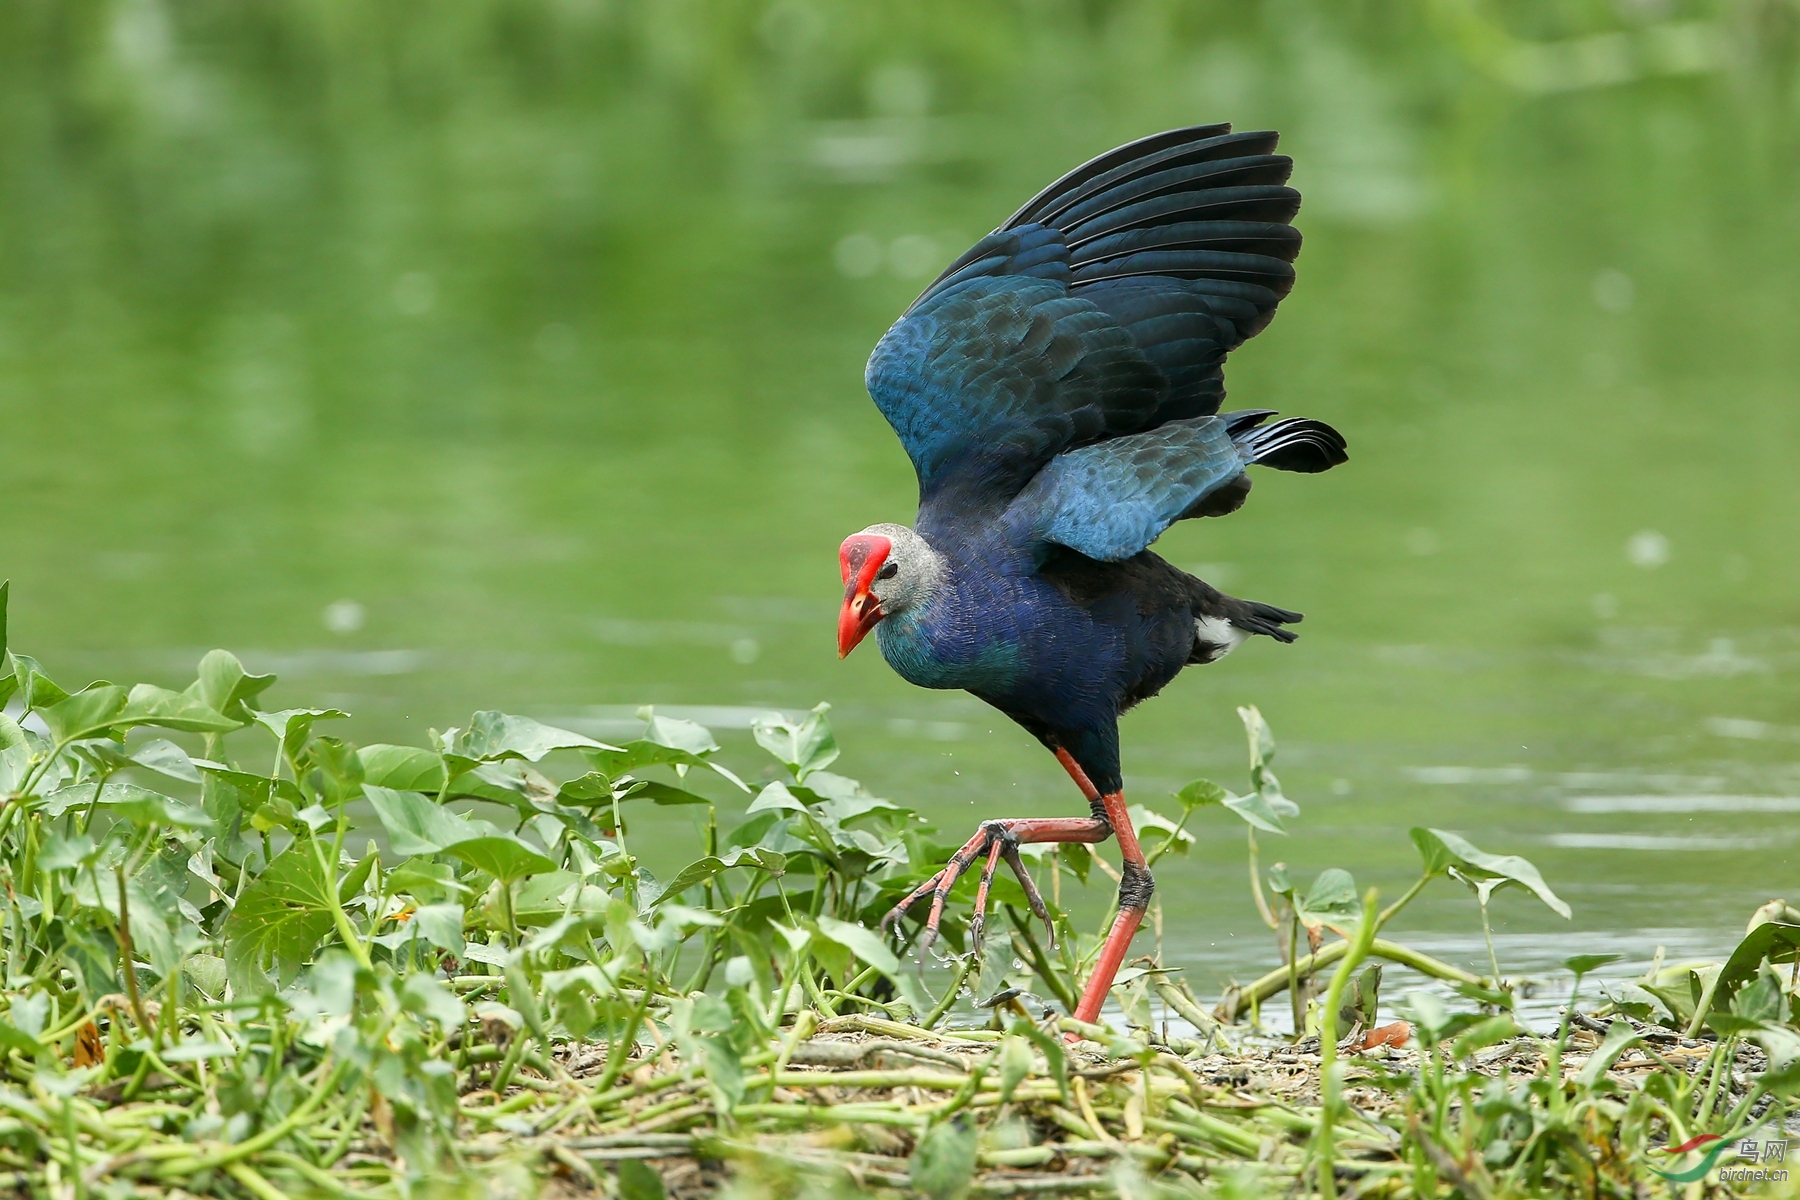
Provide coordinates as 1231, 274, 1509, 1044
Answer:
1071, 790, 1153, 1025
884, 747, 1152, 1025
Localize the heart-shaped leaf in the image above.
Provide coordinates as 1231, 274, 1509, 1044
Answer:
1410, 827, 1570, 918
364, 785, 494, 857
451, 711, 616, 763
442, 835, 556, 884
752, 703, 839, 781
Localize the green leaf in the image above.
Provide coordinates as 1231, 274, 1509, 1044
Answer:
1409, 827, 1571, 919
1403, 990, 1449, 1039
752, 703, 839, 781
649, 848, 785, 907
995, 1035, 1034, 1104
1712, 922, 1800, 1013
39, 832, 97, 872
452, 711, 614, 763
1014, 1018, 1069, 1101
190, 649, 276, 725
40, 685, 129, 744
1566, 954, 1621, 976
1297, 868, 1359, 927
11, 655, 70, 711
1222, 790, 1287, 834
1237, 704, 1290, 810
745, 781, 809, 816
338, 851, 376, 903
1574, 1021, 1640, 1086
131, 739, 202, 783
386, 859, 471, 901
96, 781, 213, 830
443, 836, 556, 884
1450, 1014, 1518, 1059
1731, 964, 1788, 1023
554, 770, 611, 803
1174, 778, 1228, 811
401, 974, 467, 1029
356, 745, 447, 792
641, 708, 719, 756
223, 846, 342, 992
116, 685, 238, 733
192, 762, 306, 824
183, 955, 227, 999
813, 915, 930, 1014
0, 1019, 38, 1057
1127, 805, 1192, 856
0, 715, 33, 794
909, 1117, 978, 1200
363, 785, 493, 856
253, 707, 348, 758
1342, 964, 1382, 1031
616, 1159, 666, 1200
622, 780, 713, 807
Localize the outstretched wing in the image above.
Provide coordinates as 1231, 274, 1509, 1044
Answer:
865, 124, 1301, 506
1006, 416, 1250, 562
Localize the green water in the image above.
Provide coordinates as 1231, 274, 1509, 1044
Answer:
4, 1, 1797, 995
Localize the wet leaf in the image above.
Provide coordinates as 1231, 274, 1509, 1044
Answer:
813, 915, 930, 1014
131, 738, 202, 783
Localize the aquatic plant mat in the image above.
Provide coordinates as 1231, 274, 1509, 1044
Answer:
0, 581, 1796, 1198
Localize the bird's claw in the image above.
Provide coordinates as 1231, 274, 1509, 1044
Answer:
881, 819, 1057, 966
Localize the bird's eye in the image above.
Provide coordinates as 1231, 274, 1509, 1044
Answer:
876, 562, 899, 580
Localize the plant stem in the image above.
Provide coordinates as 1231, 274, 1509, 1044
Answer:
1222, 938, 1486, 1020
1477, 897, 1501, 987
1315, 888, 1379, 1200
922, 956, 974, 1030
113, 866, 150, 1035
1247, 828, 1277, 930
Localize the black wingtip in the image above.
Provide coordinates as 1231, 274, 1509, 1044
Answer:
1233, 417, 1347, 474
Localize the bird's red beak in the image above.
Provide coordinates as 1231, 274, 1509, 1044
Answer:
838, 533, 891, 658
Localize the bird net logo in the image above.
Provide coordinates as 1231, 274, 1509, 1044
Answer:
1651, 1132, 1788, 1185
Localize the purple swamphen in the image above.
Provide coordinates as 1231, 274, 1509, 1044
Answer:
836, 125, 1347, 1023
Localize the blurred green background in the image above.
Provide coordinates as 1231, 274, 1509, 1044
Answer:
3, 0, 1797, 994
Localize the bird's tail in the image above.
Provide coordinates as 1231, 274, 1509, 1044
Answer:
1221, 596, 1303, 644
1231, 415, 1348, 474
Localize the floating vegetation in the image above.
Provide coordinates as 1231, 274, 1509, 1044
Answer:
0, 580, 1796, 1198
